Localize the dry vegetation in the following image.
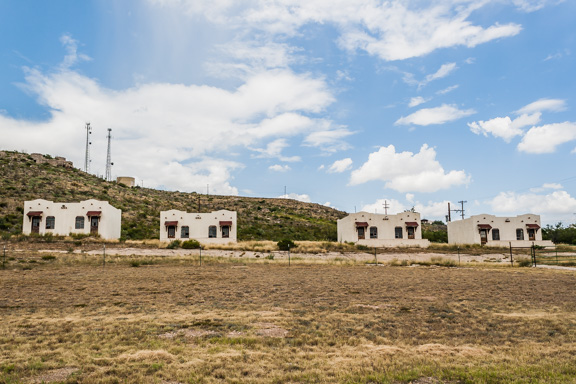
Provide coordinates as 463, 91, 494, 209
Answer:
1, 251, 576, 383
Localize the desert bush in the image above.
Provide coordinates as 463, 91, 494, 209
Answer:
277, 239, 295, 251
517, 258, 532, 267
166, 240, 181, 249
181, 239, 201, 249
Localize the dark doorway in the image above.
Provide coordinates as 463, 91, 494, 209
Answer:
31, 217, 41, 234
90, 216, 99, 235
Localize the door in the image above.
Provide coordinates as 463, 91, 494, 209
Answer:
480, 229, 487, 245
90, 216, 99, 235
528, 228, 536, 241
357, 227, 365, 240
31, 217, 41, 234
222, 225, 230, 238
407, 227, 415, 239
167, 225, 176, 238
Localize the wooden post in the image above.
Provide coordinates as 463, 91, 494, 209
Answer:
509, 242, 513, 267
103, 244, 106, 267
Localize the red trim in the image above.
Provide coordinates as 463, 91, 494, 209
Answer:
86, 211, 102, 217
164, 221, 178, 226
355, 222, 369, 227
477, 224, 492, 229
219, 221, 232, 226
26, 211, 43, 217
405, 222, 419, 227
526, 224, 540, 229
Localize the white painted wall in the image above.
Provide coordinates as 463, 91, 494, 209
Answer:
337, 211, 430, 248
160, 209, 237, 244
447, 213, 554, 246
22, 199, 121, 240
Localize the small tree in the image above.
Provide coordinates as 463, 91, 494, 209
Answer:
277, 239, 295, 251
181, 239, 201, 249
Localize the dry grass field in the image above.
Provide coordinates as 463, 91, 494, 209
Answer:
1, 252, 576, 383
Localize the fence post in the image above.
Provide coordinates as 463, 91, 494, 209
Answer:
2, 245, 5, 269
199, 246, 202, 266
457, 246, 460, 266
374, 247, 377, 265
531, 244, 536, 267
288, 244, 291, 267
509, 242, 513, 267
103, 244, 106, 267
555, 246, 558, 265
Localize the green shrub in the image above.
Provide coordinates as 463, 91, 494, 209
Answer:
277, 239, 295, 251
517, 258, 531, 267
181, 239, 201, 249
41, 255, 56, 261
166, 240, 181, 249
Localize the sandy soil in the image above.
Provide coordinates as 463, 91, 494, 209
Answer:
34, 246, 518, 264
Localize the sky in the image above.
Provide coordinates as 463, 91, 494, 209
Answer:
1, 0, 576, 225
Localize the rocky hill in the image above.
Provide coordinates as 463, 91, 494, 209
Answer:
0, 151, 346, 241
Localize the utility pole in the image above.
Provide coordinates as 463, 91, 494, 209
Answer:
84, 122, 92, 173
447, 201, 467, 221
383, 200, 390, 215
458, 200, 467, 220
105, 128, 113, 182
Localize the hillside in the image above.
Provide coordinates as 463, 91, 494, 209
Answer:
0, 151, 346, 241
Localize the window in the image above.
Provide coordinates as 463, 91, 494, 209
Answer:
395, 227, 403, 239
516, 228, 524, 240
369, 226, 378, 239
181, 226, 189, 238
492, 229, 500, 241
75, 216, 85, 229
208, 225, 217, 238
46, 216, 55, 229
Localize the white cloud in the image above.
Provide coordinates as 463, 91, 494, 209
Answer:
422, 63, 458, 86
468, 113, 541, 142
349, 144, 470, 193
436, 85, 459, 95
395, 104, 475, 126
327, 158, 353, 173
409, 96, 429, 108
515, 98, 567, 115
281, 192, 311, 202
0, 54, 341, 194
488, 190, 576, 223
59, 34, 91, 70
150, 1, 522, 62
303, 128, 354, 152
530, 183, 563, 193
361, 199, 406, 214
518, 122, 576, 153
269, 164, 291, 172
512, 0, 560, 13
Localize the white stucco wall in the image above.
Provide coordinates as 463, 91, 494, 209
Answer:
160, 209, 237, 244
22, 199, 121, 240
447, 213, 554, 246
337, 211, 430, 248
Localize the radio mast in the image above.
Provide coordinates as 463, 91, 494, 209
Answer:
105, 128, 113, 182
84, 122, 92, 173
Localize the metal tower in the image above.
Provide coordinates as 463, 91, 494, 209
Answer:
84, 122, 92, 173
105, 128, 113, 181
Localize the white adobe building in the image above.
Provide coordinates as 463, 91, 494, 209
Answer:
23, 199, 121, 240
337, 211, 430, 248
160, 209, 237, 244
447, 214, 554, 247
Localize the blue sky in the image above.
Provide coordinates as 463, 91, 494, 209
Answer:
1, 0, 576, 225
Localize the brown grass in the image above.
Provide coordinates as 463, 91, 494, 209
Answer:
1, 254, 576, 383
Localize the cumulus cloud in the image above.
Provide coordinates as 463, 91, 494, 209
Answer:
530, 183, 563, 193
327, 158, 353, 173
361, 197, 452, 220
0, 51, 347, 194
395, 104, 475, 126
149, 0, 522, 62
468, 113, 541, 142
488, 189, 576, 223
518, 122, 576, 153
280, 192, 311, 202
349, 144, 470, 193
269, 164, 291, 172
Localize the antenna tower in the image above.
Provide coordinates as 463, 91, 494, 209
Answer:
105, 128, 113, 182
84, 122, 92, 173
